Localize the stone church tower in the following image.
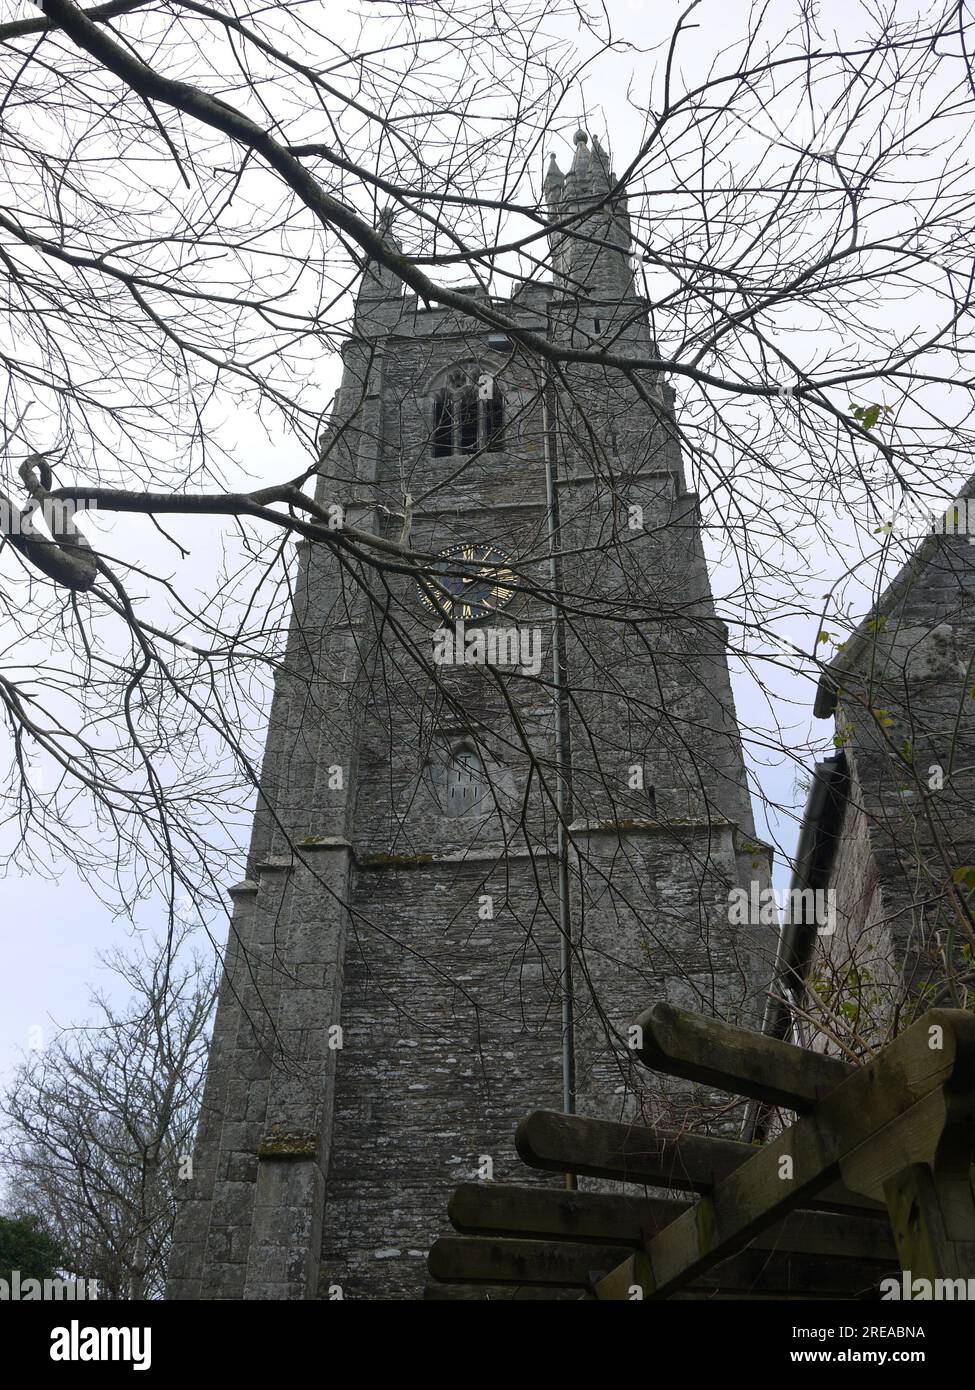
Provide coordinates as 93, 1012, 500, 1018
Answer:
167, 133, 777, 1301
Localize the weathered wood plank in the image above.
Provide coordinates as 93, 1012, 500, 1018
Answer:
447, 1182, 896, 1262
635, 1002, 851, 1111
448, 1182, 680, 1245
759, 1208, 896, 1263
590, 1248, 885, 1300
664, 1292, 852, 1301
428, 1235, 623, 1288
423, 1283, 583, 1300
691, 1248, 888, 1298
515, 1109, 749, 1187
588, 1252, 648, 1300
635, 1008, 975, 1298
514, 1111, 884, 1216
430, 1236, 889, 1297
884, 1163, 975, 1283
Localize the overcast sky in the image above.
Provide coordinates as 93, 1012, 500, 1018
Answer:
0, 0, 955, 1094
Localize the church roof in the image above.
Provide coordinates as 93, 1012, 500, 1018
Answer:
814, 472, 975, 717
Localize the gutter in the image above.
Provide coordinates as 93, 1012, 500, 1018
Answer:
762, 753, 849, 1043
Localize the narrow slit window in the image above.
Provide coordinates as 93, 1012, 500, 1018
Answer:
484, 393, 504, 452
432, 390, 453, 457
458, 389, 479, 453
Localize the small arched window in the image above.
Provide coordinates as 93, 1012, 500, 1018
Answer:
431, 370, 504, 457
422, 743, 503, 820
442, 747, 489, 817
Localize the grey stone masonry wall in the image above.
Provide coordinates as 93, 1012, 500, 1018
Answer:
808, 527, 975, 1053
168, 136, 777, 1301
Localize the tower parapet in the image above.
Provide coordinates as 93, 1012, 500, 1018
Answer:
353, 207, 405, 335
545, 130, 635, 301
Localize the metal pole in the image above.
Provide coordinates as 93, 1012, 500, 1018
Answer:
542, 363, 577, 1182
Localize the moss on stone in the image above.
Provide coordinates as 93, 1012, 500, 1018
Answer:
257, 1131, 318, 1159
359, 851, 436, 867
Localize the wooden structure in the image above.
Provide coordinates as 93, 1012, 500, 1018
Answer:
426, 1004, 975, 1299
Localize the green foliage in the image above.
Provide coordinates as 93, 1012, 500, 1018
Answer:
810, 960, 874, 1034
952, 866, 975, 893
0, 1213, 64, 1283
849, 402, 891, 431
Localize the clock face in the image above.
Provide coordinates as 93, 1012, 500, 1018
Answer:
418, 543, 516, 623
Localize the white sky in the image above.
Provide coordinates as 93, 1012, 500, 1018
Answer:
0, 0, 964, 1091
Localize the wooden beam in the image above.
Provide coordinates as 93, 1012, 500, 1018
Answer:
514, 1110, 884, 1216
635, 1002, 851, 1111
695, 1248, 889, 1298
665, 1292, 854, 1301
630, 1008, 975, 1298
448, 1182, 896, 1263
448, 1182, 680, 1245
758, 1207, 896, 1264
430, 1235, 889, 1298
590, 1248, 887, 1300
514, 1110, 768, 1187
884, 1163, 975, 1283
588, 1251, 648, 1300
428, 1235, 623, 1288
423, 1283, 583, 1300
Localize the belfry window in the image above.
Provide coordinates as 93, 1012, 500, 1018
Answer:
459, 387, 479, 452
433, 392, 454, 455
431, 370, 504, 457
483, 393, 503, 449
443, 748, 488, 817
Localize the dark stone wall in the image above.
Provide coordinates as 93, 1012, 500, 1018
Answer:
168, 272, 777, 1301
808, 534, 975, 1051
